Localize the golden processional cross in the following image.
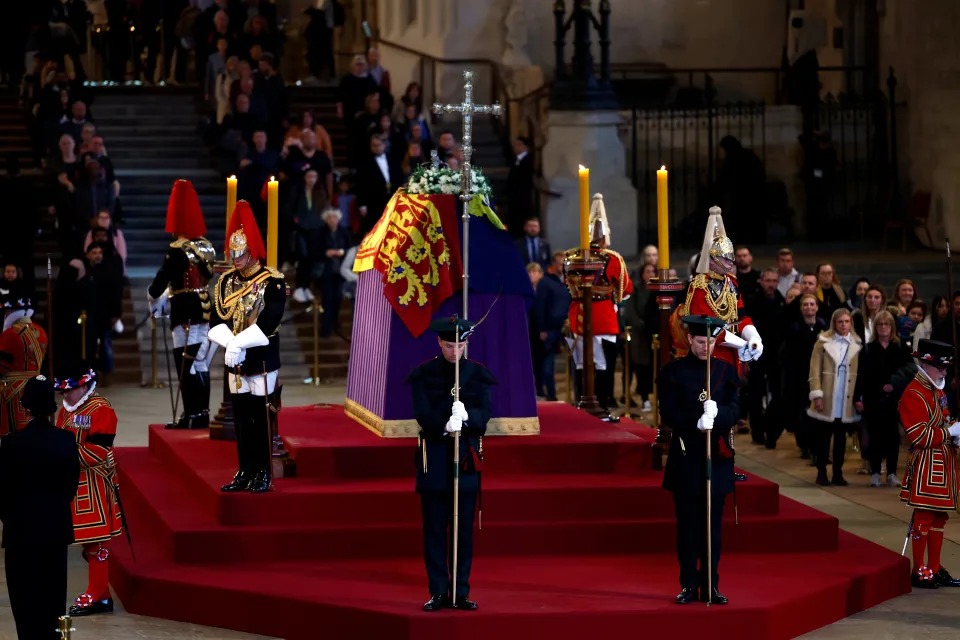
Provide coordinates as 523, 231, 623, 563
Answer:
432, 70, 502, 327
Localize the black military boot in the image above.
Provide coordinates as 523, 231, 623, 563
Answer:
248, 469, 272, 493
675, 587, 698, 604
221, 470, 252, 492
423, 594, 450, 611
453, 596, 477, 610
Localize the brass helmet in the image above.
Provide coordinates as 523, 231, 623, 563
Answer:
709, 229, 734, 262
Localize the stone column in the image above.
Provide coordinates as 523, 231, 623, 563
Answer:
541, 111, 638, 257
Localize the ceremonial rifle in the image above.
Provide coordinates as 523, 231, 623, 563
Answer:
948, 239, 959, 409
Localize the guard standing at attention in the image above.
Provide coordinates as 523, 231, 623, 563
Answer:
148, 179, 217, 429
660, 316, 740, 605
408, 315, 496, 611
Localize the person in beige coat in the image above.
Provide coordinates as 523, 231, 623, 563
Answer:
808, 307, 862, 487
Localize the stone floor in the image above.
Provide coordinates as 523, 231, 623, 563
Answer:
1, 381, 957, 639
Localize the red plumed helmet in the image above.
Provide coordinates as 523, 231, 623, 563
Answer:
165, 179, 207, 238
226, 200, 266, 262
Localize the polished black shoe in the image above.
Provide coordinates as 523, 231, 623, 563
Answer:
700, 588, 728, 605
935, 567, 960, 587
734, 473, 748, 482
675, 587, 698, 604
453, 596, 478, 610
815, 473, 830, 486
220, 470, 252, 492
423, 594, 450, 611
69, 598, 114, 616
831, 475, 848, 487
248, 470, 273, 493
911, 568, 939, 589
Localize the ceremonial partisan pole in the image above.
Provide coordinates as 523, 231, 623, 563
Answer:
432, 70, 501, 607
705, 325, 714, 606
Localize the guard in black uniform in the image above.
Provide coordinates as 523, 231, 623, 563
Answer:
660, 316, 740, 605
0, 375, 80, 640
408, 316, 496, 611
148, 179, 217, 429
209, 201, 286, 493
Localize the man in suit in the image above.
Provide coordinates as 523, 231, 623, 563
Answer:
408, 316, 496, 611
660, 316, 740, 605
0, 375, 80, 639
356, 134, 401, 238
515, 216, 551, 271
504, 136, 534, 236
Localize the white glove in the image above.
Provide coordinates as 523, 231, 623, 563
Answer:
948, 423, 960, 437
148, 289, 169, 318
208, 323, 235, 348
445, 416, 463, 433
451, 400, 468, 421
224, 344, 246, 368
703, 399, 718, 419
113, 319, 124, 334
224, 325, 270, 368
697, 414, 714, 431
741, 324, 764, 361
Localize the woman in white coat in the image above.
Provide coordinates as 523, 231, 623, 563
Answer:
808, 307, 862, 487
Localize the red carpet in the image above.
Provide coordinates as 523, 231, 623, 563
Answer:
111, 403, 910, 640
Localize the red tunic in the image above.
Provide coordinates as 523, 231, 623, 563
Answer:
0, 320, 48, 434
899, 372, 959, 512
567, 249, 634, 336
671, 272, 755, 367
56, 393, 124, 544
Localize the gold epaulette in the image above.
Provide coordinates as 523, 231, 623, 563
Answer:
264, 267, 285, 279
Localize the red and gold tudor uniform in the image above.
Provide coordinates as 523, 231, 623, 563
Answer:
898, 339, 960, 589
148, 179, 217, 429
54, 362, 123, 616
0, 291, 48, 434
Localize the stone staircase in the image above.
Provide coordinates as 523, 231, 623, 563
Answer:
0, 90, 31, 166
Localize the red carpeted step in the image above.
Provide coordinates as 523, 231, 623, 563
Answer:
277, 403, 653, 478
110, 535, 910, 640
117, 449, 836, 564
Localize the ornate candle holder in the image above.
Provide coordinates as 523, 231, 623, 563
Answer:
646, 269, 685, 469
563, 247, 614, 421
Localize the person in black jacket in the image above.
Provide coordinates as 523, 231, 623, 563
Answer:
0, 374, 80, 640
660, 316, 740, 605
853, 310, 911, 487
779, 293, 827, 459
408, 316, 496, 612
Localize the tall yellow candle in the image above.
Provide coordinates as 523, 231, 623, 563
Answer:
267, 177, 279, 268
226, 175, 237, 238
656, 166, 669, 270
578, 165, 590, 251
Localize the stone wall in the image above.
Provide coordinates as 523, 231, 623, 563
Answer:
877, 0, 960, 247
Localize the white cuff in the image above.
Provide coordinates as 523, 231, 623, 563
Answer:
230, 324, 270, 350
208, 323, 234, 348
809, 389, 824, 401
741, 324, 760, 343
721, 331, 747, 349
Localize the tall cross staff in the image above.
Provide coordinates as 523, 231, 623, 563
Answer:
432, 70, 502, 345
432, 70, 500, 607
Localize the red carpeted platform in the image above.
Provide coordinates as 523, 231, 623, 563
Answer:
111, 403, 910, 640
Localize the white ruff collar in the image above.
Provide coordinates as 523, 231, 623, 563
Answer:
62, 382, 97, 413
918, 366, 946, 390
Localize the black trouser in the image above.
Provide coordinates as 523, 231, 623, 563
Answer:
815, 418, 847, 477
420, 490, 477, 598
173, 342, 209, 420
320, 271, 344, 337
295, 229, 321, 290
5, 544, 68, 640
231, 390, 272, 474
867, 413, 900, 476
673, 492, 726, 592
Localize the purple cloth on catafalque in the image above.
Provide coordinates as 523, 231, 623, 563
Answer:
346, 269, 537, 422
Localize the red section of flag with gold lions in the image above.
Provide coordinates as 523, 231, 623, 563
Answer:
354, 191, 463, 337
